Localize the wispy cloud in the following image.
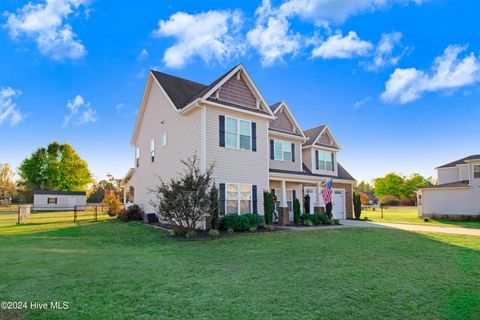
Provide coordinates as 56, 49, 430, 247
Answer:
312, 31, 372, 59
382, 45, 480, 104
63, 95, 97, 127
138, 48, 149, 60
353, 96, 372, 108
365, 32, 409, 70
153, 10, 245, 68
4, 0, 89, 60
0, 87, 24, 126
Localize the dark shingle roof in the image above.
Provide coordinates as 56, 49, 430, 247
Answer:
269, 163, 355, 181
269, 102, 282, 112
150, 64, 241, 110
33, 190, 86, 196
421, 180, 470, 189
436, 155, 480, 169
303, 125, 326, 146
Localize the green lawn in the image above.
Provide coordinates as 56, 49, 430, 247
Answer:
362, 206, 480, 229
0, 217, 479, 319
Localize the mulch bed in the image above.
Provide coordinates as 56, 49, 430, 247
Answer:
141, 221, 342, 241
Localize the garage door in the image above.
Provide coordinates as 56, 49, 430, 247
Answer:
332, 189, 345, 219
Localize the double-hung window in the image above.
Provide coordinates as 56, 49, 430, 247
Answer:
226, 183, 252, 214
47, 197, 57, 205
474, 165, 480, 179
318, 151, 333, 171
225, 117, 251, 150
150, 139, 155, 163
274, 140, 292, 161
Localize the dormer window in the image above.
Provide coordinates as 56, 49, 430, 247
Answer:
474, 165, 480, 179
316, 150, 334, 171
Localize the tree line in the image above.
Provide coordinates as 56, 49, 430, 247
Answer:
0, 142, 126, 205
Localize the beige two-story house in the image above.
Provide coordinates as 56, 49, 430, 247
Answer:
418, 155, 480, 218
125, 64, 356, 226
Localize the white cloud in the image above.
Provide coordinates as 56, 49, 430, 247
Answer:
138, 49, 149, 60
382, 45, 480, 103
153, 10, 245, 68
312, 31, 373, 59
5, 0, 89, 60
353, 96, 372, 108
63, 95, 97, 127
0, 87, 24, 126
279, 0, 426, 24
247, 0, 302, 66
366, 32, 407, 70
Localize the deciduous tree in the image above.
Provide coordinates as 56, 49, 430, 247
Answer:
0, 164, 16, 204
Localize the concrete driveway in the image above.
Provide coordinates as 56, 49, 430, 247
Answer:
340, 219, 480, 236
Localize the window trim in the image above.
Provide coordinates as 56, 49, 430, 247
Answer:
47, 197, 58, 205
161, 132, 168, 147
225, 116, 252, 151
135, 147, 140, 167
273, 139, 292, 162
150, 139, 155, 163
225, 183, 252, 215
474, 164, 480, 179
316, 150, 334, 171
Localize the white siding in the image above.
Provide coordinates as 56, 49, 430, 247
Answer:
421, 188, 480, 216
33, 194, 86, 211
129, 79, 201, 213
269, 132, 303, 172
205, 104, 269, 215
459, 165, 469, 181
437, 167, 460, 184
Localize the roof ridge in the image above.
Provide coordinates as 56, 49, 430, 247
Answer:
150, 69, 207, 87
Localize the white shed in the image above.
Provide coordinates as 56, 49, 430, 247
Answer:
33, 190, 87, 211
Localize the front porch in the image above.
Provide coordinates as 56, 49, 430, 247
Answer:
269, 174, 354, 225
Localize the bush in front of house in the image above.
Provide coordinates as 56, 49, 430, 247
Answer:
118, 204, 144, 221
209, 184, 219, 230
102, 192, 123, 216
221, 213, 263, 232
263, 191, 274, 225
293, 198, 301, 225
301, 213, 330, 225
353, 192, 362, 220
400, 197, 416, 206
379, 195, 400, 206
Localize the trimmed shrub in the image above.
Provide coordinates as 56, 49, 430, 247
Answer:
379, 195, 400, 206
303, 219, 313, 226
118, 204, 144, 222
102, 192, 122, 217
209, 185, 219, 229
293, 198, 301, 225
304, 194, 310, 214
208, 229, 220, 237
221, 213, 264, 232
263, 191, 274, 225
353, 192, 362, 220
301, 213, 329, 226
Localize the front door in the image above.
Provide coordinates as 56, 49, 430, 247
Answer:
332, 189, 345, 219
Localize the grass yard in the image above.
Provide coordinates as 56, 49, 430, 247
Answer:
362, 206, 480, 229
0, 218, 479, 319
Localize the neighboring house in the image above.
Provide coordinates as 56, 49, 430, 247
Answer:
417, 155, 480, 218
33, 190, 86, 211
125, 64, 356, 227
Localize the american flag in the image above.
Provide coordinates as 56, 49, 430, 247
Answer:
322, 179, 333, 205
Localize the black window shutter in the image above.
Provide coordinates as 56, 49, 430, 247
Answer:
219, 183, 226, 216
270, 140, 274, 160
252, 185, 258, 214
315, 150, 319, 170
331, 153, 335, 171
291, 143, 295, 162
219, 115, 225, 147
252, 122, 257, 152
292, 189, 296, 200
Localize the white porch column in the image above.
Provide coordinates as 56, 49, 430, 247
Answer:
280, 180, 288, 207
316, 182, 322, 208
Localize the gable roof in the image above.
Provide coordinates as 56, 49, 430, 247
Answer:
420, 180, 470, 189
303, 124, 340, 149
151, 70, 206, 110
436, 155, 480, 169
269, 101, 306, 139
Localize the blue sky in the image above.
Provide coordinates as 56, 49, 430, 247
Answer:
1, 0, 479, 183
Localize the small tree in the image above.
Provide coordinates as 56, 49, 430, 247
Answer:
102, 191, 122, 216
209, 184, 219, 230
304, 194, 310, 214
293, 198, 301, 225
263, 191, 274, 225
325, 202, 333, 220
353, 192, 362, 220
150, 155, 214, 231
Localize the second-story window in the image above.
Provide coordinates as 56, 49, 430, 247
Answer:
135, 147, 140, 168
317, 150, 334, 171
274, 140, 293, 161
150, 139, 155, 163
225, 116, 251, 150
474, 165, 480, 179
